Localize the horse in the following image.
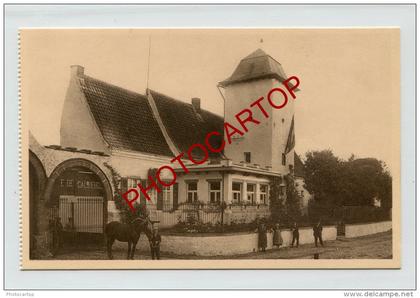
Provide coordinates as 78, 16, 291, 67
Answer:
105, 217, 152, 260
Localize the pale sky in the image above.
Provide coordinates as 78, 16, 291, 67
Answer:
22, 29, 399, 168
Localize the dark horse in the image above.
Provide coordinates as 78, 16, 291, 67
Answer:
105, 218, 152, 260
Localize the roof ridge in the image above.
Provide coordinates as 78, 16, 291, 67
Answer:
149, 89, 223, 120
81, 74, 147, 100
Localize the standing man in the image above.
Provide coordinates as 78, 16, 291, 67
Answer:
257, 221, 268, 252
313, 220, 324, 247
149, 225, 161, 260
290, 222, 299, 248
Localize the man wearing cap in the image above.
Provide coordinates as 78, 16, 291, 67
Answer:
149, 225, 161, 260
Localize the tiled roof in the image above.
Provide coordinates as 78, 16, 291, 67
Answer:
150, 90, 224, 159
219, 48, 291, 87
77, 75, 224, 159
78, 75, 174, 157
294, 152, 305, 178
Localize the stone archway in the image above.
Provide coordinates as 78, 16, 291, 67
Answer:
40, 159, 112, 254
44, 158, 112, 204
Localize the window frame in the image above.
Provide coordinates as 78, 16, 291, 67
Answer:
246, 183, 256, 204
232, 182, 242, 204
162, 185, 173, 211
126, 177, 142, 201
208, 180, 222, 204
186, 181, 198, 203
244, 152, 251, 163
260, 184, 268, 205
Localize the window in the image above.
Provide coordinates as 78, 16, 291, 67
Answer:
260, 184, 268, 204
127, 178, 142, 201
232, 182, 242, 204
186, 181, 198, 203
246, 184, 256, 204
282, 153, 286, 165
244, 152, 251, 163
162, 186, 173, 211
209, 181, 221, 204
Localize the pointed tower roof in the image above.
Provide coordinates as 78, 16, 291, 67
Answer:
219, 48, 290, 87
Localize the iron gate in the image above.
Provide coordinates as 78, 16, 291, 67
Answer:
59, 195, 104, 233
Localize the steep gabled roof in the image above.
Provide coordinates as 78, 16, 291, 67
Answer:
78, 75, 174, 157
77, 74, 224, 159
219, 48, 290, 87
150, 90, 224, 159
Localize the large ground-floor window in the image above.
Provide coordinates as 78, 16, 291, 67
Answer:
162, 185, 173, 211
186, 181, 198, 203
246, 183, 256, 204
208, 181, 221, 204
232, 182, 242, 204
260, 184, 268, 205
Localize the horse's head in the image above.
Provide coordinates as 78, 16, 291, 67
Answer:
130, 217, 153, 237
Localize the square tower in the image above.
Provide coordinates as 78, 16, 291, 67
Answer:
219, 49, 296, 174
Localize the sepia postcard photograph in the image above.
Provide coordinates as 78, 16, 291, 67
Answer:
20, 28, 400, 269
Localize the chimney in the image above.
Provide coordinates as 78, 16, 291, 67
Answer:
191, 97, 201, 113
70, 65, 84, 77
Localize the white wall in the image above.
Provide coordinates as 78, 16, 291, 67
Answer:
60, 67, 109, 153
223, 78, 294, 173
113, 225, 337, 256
345, 221, 392, 238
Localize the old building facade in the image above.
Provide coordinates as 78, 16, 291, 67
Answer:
29, 49, 309, 256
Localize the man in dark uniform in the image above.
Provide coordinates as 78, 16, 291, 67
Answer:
149, 225, 161, 260
313, 220, 324, 247
290, 222, 299, 248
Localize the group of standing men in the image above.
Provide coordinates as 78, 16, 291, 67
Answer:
257, 220, 325, 252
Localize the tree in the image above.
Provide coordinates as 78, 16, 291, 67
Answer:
303, 150, 393, 211
303, 150, 344, 206
341, 158, 386, 206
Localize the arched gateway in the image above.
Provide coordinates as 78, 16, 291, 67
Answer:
43, 158, 112, 246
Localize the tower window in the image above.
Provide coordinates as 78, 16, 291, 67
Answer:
244, 152, 251, 163
282, 153, 286, 165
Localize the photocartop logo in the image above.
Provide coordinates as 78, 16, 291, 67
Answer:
122, 76, 301, 212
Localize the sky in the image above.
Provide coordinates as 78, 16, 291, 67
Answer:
22, 29, 399, 169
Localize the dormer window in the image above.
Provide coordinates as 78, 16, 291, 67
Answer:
244, 152, 251, 163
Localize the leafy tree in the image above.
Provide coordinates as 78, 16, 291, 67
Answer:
341, 158, 385, 206
303, 150, 393, 211
303, 150, 344, 206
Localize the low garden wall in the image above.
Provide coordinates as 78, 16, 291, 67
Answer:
148, 205, 271, 228
345, 221, 392, 238
114, 225, 337, 256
